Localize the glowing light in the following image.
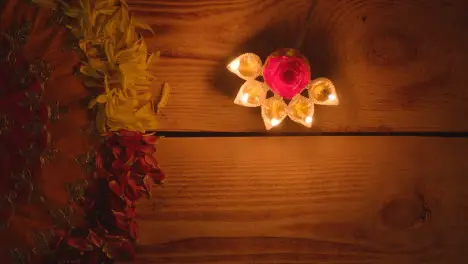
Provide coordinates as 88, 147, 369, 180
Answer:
308, 78, 339, 105
227, 51, 340, 130
234, 80, 268, 107
271, 118, 281, 127
229, 59, 240, 71
241, 93, 249, 103
226, 53, 262, 80
261, 96, 287, 130
286, 95, 314, 128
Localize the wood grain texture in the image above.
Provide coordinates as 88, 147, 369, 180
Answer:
137, 137, 468, 263
128, 0, 468, 132
2, 2, 468, 264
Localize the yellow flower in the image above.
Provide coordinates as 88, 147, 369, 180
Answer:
33, 0, 169, 133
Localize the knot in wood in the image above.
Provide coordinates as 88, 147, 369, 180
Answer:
381, 195, 429, 230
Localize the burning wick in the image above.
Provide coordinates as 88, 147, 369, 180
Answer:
271, 118, 281, 127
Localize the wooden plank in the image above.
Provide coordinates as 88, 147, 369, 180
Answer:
137, 137, 468, 263
129, 0, 468, 132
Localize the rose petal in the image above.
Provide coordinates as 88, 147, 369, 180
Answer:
263, 49, 311, 99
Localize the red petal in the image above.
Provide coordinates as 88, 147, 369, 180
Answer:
144, 154, 158, 168
66, 236, 94, 251
117, 130, 139, 137
142, 134, 158, 144
112, 146, 121, 158
104, 131, 114, 138
50, 228, 68, 251
109, 180, 122, 197
118, 171, 131, 185
112, 210, 126, 219
125, 180, 141, 201
50, 236, 65, 251
111, 160, 128, 174
122, 149, 135, 165
142, 175, 154, 192
139, 144, 156, 154
53, 228, 68, 238
115, 216, 128, 231
131, 158, 148, 174
88, 230, 103, 247
124, 206, 136, 218
95, 152, 103, 169
148, 168, 165, 183
129, 220, 139, 240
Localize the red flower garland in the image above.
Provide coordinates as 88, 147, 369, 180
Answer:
1, 5, 166, 264
43, 131, 164, 263
1, 34, 165, 264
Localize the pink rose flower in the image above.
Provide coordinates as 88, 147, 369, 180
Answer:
263, 49, 311, 99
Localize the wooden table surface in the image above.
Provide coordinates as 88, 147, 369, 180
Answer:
2, 0, 468, 263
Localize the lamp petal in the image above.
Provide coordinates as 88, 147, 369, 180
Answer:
287, 95, 314, 128
261, 96, 287, 130
234, 80, 268, 107
227, 53, 262, 80
308, 78, 339, 105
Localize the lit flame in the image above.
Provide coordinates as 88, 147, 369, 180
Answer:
305, 116, 313, 124
271, 118, 281, 127
242, 93, 249, 103
228, 59, 240, 72
328, 94, 337, 101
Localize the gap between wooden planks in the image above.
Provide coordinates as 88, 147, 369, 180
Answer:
136, 136, 468, 264
129, 0, 468, 133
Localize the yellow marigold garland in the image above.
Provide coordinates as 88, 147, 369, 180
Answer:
34, 0, 166, 133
